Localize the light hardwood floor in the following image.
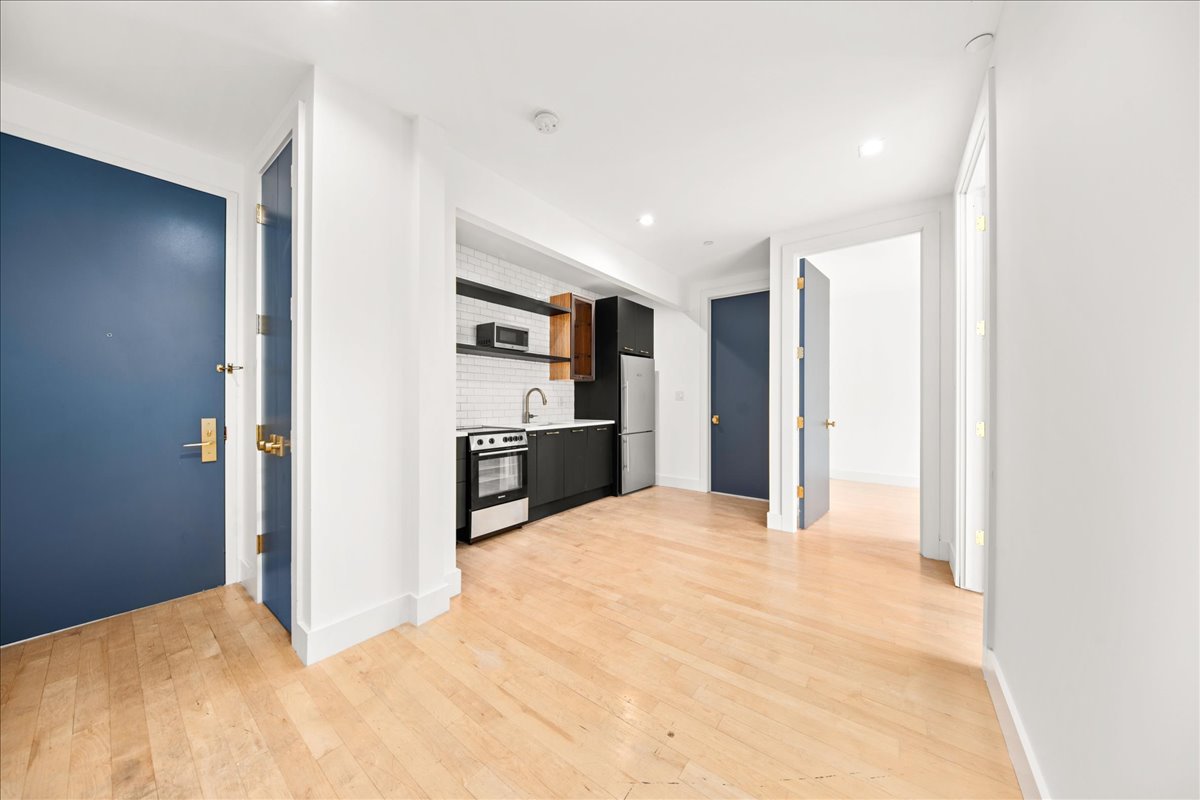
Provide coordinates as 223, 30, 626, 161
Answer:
0, 482, 1019, 799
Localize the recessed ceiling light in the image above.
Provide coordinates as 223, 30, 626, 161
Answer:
964, 33, 995, 53
703, 240, 714, 246
858, 138, 885, 158
638, 214, 655, 227
533, 110, 559, 134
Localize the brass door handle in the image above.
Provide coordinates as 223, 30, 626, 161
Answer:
711, 414, 720, 425
183, 418, 218, 462
256, 424, 289, 457
825, 419, 837, 429
216, 363, 243, 374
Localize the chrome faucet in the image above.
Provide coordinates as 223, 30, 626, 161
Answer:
523, 387, 547, 424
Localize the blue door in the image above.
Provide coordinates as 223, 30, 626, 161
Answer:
799, 259, 831, 528
260, 143, 293, 632
710, 291, 769, 499
0, 133, 226, 645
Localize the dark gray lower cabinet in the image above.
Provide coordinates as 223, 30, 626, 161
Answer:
534, 429, 564, 506
563, 428, 588, 497
586, 426, 613, 491
455, 437, 467, 531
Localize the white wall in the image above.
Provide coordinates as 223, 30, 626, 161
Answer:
809, 234, 921, 487
653, 308, 706, 491
292, 72, 460, 663
455, 245, 594, 427
987, 2, 1199, 797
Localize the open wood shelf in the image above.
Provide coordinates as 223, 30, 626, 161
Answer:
456, 343, 571, 364
456, 278, 570, 316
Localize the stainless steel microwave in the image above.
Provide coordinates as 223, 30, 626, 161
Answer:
476, 322, 529, 351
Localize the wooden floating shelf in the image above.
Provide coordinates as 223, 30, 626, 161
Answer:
456, 278, 570, 316
456, 343, 570, 364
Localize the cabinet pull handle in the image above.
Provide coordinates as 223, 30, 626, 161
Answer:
546, 431, 560, 435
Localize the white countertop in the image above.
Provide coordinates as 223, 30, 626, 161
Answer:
456, 419, 614, 436
520, 419, 614, 431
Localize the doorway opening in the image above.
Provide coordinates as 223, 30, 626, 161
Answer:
801, 233, 922, 535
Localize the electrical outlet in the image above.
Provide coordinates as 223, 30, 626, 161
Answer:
675, 390, 685, 401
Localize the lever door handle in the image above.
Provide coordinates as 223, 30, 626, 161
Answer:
216, 362, 243, 374
711, 415, 720, 425
256, 424, 288, 457
184, 417, 218, 462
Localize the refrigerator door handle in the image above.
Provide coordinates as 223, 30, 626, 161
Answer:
620, 382, 628, 433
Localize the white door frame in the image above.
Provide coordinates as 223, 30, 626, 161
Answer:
769, 209, 943, 558
954, 70, 999, 621
697, 274, 771, 496
246, 92, 309, 659
954, 71, 996, 595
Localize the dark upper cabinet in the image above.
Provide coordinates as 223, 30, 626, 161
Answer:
564, 428, 588, 496
633, 302, 654, 358
611, 297, 653, 359
534, 429, 565, 506
586, 426, 614, 491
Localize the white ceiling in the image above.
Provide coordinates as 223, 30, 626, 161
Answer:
0, 1, 1002, 280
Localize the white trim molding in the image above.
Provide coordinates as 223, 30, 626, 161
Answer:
984, 648, 1049, 799
692, 271, 772, 499
768, 199, 952, 559
294, 569, 462, 665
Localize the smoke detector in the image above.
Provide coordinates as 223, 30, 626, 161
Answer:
533, 111, 560, 134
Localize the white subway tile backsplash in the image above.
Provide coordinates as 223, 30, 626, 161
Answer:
456, 245, 595, 428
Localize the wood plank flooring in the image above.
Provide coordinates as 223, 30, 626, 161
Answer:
0, 482, 1020, 799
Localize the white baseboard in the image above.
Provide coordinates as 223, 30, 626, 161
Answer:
238, 558, 258, 602
766, 511, 795, 532
293, 569, 463, 665
830, 469, 920, 488
983, 648, 1049, 799
655, 474, 705, 492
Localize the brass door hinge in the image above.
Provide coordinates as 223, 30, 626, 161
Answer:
976, 421, 986, 438
796, 416, 805, 429
223, 426, 228, 442
256, 203, 268, 225
256, 534, 265, 554
976, 215, 987, 232
796, 346, 805, 359
796, 485, 805, 499
256, 314, 269, 335
976, 319, 986, 336
796, 276, 805, 290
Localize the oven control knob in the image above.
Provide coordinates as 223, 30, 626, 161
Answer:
489, 437, 495, 444
476, 438, 483, 445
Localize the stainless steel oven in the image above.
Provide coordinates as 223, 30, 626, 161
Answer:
464, 428, 528, 541
476, 322, 529, 352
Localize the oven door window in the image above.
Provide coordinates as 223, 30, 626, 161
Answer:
477, 453, 524, 498
497, 327, 527, 349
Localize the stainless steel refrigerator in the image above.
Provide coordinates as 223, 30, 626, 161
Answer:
619, 354, 655, 494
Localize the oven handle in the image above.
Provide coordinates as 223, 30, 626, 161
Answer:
474, 447, 528, 457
